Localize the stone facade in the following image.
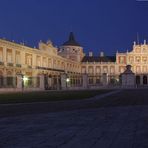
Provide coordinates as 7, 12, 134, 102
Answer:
0, 32, 148, 90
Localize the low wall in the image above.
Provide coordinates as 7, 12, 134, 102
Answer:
0, 88, 42, 93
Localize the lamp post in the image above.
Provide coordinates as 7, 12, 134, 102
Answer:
66, 77, 70, 89
22, 75, 29, 92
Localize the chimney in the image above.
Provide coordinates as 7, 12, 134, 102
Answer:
89, 51, 93, 57
144, 40, 146, 45
100, 51, 104, 57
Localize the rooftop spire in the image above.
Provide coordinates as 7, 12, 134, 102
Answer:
69, 32, 75, 41
62, 32, 81, 46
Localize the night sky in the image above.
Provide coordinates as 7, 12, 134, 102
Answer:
0, 0, 148, 56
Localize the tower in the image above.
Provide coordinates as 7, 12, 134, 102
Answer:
58, 32, 84, 62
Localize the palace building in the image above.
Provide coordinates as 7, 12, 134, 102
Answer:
0, 32, 148, 90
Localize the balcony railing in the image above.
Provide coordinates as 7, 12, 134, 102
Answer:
16, 64, 22, 68
28, 65, 32, 69
0, 61, 4, 65
7, 63, 13, 67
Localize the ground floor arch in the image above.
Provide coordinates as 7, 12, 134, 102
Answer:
136, 76, 140, 85
143, 75, 147, 85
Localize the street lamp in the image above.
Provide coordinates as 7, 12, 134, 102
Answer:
66, 77, 70, 89
66, 78, 70, 83
23, 76, 29, 82
22, 75, 29, 92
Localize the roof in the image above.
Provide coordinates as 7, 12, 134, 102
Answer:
62, 32, 81, 46
81, 56, 116, 62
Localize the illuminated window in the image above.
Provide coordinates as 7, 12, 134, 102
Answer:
16, 51, 21, 64
129, 56, 134, 64
7, 49, 12, 63
142, 57, 147, 63
135, 48, 141, 53
136, 57, 141, 63
25, 54, 32, 66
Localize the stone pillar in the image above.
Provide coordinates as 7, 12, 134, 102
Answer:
61, 74, 67, 90
48, 76, 52, 89
17, 75, 23, 89
13, 77, 16, 87
3, 47, 6, 66
3, 69, 7, 87
32, 54, 36, 68
39, 74, 45, 90
82, 74, 88, 88
121, 65, 135, 87
56, 76, 60, 90
12, 49, 15, 65
140, 75, 143, 85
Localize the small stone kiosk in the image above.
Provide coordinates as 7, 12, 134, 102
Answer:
121, 65, 135, 88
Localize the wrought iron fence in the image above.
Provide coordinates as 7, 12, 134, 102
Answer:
0, 76, 40, 88
23, 77, 40, 88
0, 77, 17, 88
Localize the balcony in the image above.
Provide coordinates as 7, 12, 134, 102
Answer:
16, 64, 22, 68
0, 61, 4, 66
28, 65, 32, 69
7, 63, 13, 67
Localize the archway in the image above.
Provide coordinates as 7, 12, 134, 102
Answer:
143, 75, 147, 85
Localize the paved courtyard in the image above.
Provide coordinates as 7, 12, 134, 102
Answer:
0, 89, 148, 148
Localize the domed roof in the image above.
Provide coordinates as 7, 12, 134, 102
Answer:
63, 32, 81, 46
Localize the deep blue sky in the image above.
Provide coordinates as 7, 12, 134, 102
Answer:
0, 0, 148, 55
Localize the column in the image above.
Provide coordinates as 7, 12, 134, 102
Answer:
3, 47, 7, 66
32, 54, 36, 68
48, 76, 52, 89
56, 75, 60, 90
61, 73, 67, 90
102, 73, 108, 86
3, 69, 7, 87
82, 74, 88, 88
93, 66, 96, 85
17, 74, 23, 89
12, 49, 15, 65
51, 58, 54, 69
13, 71, 16, 87
140, 75, 143, 85
39, 74, 45, 90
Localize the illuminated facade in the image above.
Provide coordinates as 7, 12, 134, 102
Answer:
0, 32, 148, 90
